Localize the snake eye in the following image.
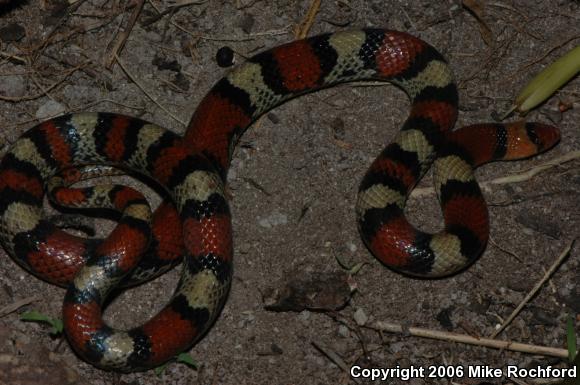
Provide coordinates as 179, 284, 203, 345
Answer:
525, 122, 560, 151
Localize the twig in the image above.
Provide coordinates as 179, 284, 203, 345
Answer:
141, 0, 207, 27
0, 296, 40, 317
488, 2, 528, 21
530, 378, 567, 385
398, 5, 417, 30
30, 70, 59, 103
507, 35, 580, 81
173, 24, 292, 41
41, 52, 113, 89
295, 0, 321, 39
0, 51, 26, 64
311, 340, 360, 384
236, 0, 261, 9
169, 0, 207, 6
489, 236, 523, 263
114, 54, 186, 126
490, 239, 576, 338
489, 151, 580, 185
410, 151, 580, 197
105, 0, 145, 69
0, 64, 84, 102
366, 320, 569, 358
33, 0, 87, 61
459, 29, 517, 87
462, 0, 494, 47
489, 189, 578, 207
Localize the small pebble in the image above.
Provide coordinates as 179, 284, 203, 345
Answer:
337, 324, 350, 338
267, 112, 280, 124
270, 343, 283, 355
1, 74, 25, 96
258, 211, 288, 228
353, 307, 368, 326
35, 100, 66, 120
298, 310, 310, 322
346, 242, 357, 252
389, 341, 405, 353
237, 13, 255, 34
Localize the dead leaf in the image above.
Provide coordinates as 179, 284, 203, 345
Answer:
263, 271, 353, 312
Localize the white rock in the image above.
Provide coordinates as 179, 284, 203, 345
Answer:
353, 307, 368, 326
35, 100, 66, 120
258, 211, 288, 228
337, 324, 350, 338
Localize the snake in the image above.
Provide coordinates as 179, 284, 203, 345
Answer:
0, 29, 560, 371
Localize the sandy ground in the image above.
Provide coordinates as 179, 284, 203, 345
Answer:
0, 1, 579, 384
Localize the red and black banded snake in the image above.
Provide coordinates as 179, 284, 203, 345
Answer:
0, 29, 560, 371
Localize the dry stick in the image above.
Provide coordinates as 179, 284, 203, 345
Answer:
366, 321, 569, 358
0, 51, 26, 64
235, 0, 261, 10
311, 341, 360, 384
507, 34, 580, 81
33, 0, 87, 62
410, 151, 580, 197
0, 65, 84, 102
489, 236, 524, 263
490, 239, 576, 339
31, 70, 59, 103
141, 0, 207, 26
105, 0, 145, 69
295, 0, 321, 39
511, 379, 531, 385
530, 378, 567, 385
164, 0, 206, 7
114, 54, 186, 126
488, 2, 528, 20
172, 23, 291, 41
31, 16, 127, 56
0, 296, 40, 317
489, 151, 580, 185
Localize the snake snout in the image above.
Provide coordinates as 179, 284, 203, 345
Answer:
526, 122, 561, 152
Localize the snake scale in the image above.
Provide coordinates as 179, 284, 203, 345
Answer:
0, 29, 560, 371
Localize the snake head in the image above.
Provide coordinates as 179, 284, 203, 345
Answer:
525, 122, 561, 153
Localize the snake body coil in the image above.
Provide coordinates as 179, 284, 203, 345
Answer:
0, 29, 560, 371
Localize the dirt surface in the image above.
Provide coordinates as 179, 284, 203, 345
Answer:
0, 1, 579, 384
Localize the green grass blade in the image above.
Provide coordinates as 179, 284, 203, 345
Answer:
21, 310, 64, 335
515, 45, 580, 113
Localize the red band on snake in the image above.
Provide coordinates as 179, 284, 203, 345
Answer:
0, 29, 560, 371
